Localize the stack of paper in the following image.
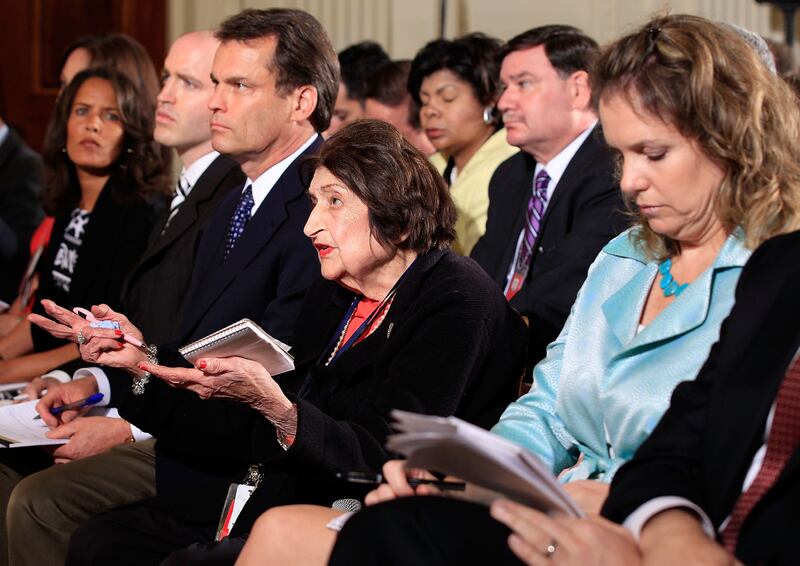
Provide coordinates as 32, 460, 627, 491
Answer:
387, 410, 584, 517
0, 401, 111, 448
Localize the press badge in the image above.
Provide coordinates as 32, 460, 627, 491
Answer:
215, 483, 254, 541
215, 464, 263, 541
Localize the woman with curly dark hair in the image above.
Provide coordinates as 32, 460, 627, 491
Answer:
409, 33, 518, 255
0, 67, 169, 382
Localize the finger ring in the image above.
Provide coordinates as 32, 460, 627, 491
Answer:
76, 329, 86, 345
543, 538, 558, 558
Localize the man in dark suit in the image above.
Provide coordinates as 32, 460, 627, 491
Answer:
123, 32, 244, 347
20, 8, 338, 566
0, 118, 43, 306
601, 229, 800, 565
19, 30, 243, 457
471, 26, 627, 367
2, 31, 243, 566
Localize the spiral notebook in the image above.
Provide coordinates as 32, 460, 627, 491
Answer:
179, 319, 294, 375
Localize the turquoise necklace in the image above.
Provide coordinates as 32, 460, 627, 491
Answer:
658, 258, 688, 297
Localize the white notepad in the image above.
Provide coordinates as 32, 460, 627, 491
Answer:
179, 319, 294, 375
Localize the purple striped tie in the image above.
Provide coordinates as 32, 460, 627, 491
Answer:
505, 169, 550, 300
522, 170, 550, 264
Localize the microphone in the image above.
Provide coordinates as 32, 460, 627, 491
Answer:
331, 498, 362, 512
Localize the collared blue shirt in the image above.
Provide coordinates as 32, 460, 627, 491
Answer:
492, 227, 751, 482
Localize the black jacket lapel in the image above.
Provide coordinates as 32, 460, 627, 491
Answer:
179, 139, 320, 338
144, 156, 239, 262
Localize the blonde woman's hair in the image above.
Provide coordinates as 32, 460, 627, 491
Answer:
592, 14, 800, 259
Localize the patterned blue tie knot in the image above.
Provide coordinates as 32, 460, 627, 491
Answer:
224, 184, 254, 259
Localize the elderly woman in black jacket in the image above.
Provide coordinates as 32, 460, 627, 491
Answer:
31, 120, 527, 565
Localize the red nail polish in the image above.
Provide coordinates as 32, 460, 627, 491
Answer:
198, 360, 207, 369
114, 329, 122, 336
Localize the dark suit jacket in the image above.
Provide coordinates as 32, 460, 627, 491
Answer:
0, 128, 44, 302
471, 128, 627, 367
121, 248, 528, 536
602, 229, 800, 566
122, 155, 244, 345
30, 175, 160, 352
167, 138, 321, 348
110, 138, 322, 485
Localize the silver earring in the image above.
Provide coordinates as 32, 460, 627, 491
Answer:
126, 148, 133, 154
482, 106, 494, 124
61, 147, 66, 153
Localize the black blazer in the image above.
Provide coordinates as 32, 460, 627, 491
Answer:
122, 155, 244, 345
0, 128, 44, 302
167, 138, 322, 347
122, 248, 528, 535
111, 138, 322, 467
602, 230, 800, 565
471, 128, 627, 366
30, 176, 160, 352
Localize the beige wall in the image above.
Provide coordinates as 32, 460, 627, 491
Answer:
169, 0, 787, 57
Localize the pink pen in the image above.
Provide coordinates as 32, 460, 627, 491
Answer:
72, 307, 146, 349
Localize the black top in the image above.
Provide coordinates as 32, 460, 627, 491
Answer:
30, 174, 161, 352
122, 155, 244, 344
120, 248, 528, 536
47, 208, 90, 296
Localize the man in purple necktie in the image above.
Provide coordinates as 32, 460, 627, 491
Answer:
471, 25, 627, 369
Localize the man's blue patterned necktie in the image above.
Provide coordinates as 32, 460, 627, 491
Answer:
224, 184, 254, 259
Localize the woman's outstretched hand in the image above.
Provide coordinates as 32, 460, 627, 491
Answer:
29, 300, 148, 372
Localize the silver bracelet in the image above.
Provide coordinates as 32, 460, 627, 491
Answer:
131, 344, 158, 396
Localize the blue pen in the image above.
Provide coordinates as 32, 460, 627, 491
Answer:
33, 393, 104, 420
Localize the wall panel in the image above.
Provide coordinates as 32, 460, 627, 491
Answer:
167, 0, 790, 57
0, 0, 166, 150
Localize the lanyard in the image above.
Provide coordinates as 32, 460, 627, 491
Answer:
322, 259, 417, 365
298, 259, 417, 400
326, 283, 396, 366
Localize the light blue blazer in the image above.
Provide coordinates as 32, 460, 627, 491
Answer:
491, 228, 751, 482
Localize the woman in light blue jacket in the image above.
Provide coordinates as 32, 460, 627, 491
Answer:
492, 226, 750, 489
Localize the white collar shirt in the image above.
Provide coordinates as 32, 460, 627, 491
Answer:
504, 121, 598, 291
533, 120, 597, 202
246, 133, 318, 217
